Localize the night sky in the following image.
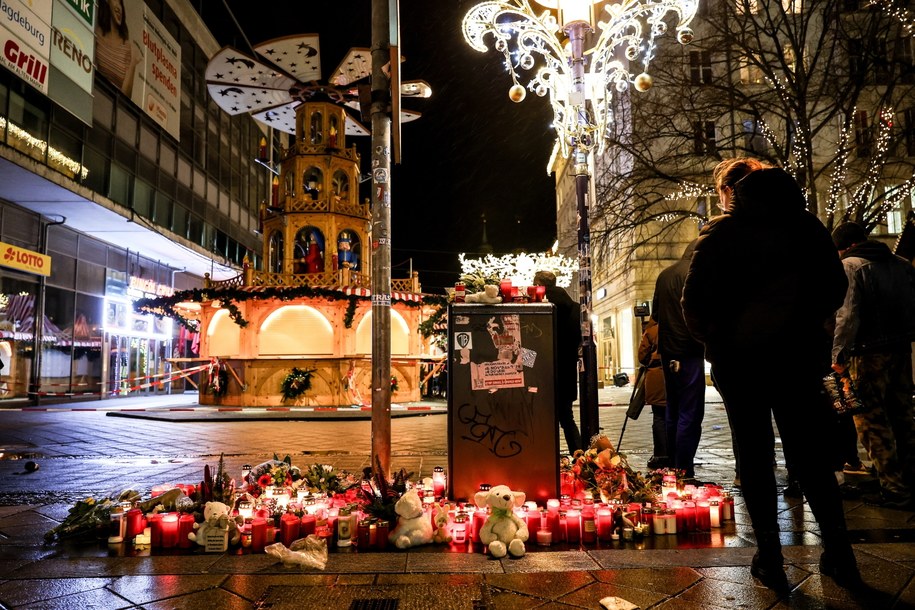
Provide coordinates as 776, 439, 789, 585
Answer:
200, 1, 559, 293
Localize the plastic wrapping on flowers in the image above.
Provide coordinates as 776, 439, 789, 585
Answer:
562, 435, 660, 504
44, 489, 140, 542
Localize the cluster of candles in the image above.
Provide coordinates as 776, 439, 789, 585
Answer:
108, 501, 197, 550
499, 279, 546, 303
457, 481, 735, 547
452, 279, 546, 303
110, 467, 735, 554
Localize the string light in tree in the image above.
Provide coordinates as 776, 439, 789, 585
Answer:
826, 110, 855, 218
664, 182, 713, 201
849, 107, 895, 216
868, 0, 915, 36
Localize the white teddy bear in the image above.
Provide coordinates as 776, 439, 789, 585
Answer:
388, 488, 434, 549
474, 484, 529, 558
188, 501, 241, 546
465, 285, 502, 304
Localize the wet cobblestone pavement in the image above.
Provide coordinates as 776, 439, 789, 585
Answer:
0, 387, 913, 609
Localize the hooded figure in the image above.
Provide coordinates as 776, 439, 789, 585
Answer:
681, 167, 859, 595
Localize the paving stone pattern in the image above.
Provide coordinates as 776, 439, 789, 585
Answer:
0, 387, 913, 609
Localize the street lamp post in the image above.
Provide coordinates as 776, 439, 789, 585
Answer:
463, 0, 698, 445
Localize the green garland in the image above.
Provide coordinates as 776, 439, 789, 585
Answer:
281, 367, 316, 401
135, 287, 448, 331
343, 297, 357, 328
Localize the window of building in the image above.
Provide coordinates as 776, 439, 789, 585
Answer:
854, 110, 872, 158
736, 0, 759, 14
781, 0, 803, 13
689, 51, 713, 85
739, 55, 765, 84
897, 37, 915, 84
848, 39, 865, 80
693, 120, 717, 155
887, 208, 904, 234
904, 108, 915, 157
743, 118, 769, 154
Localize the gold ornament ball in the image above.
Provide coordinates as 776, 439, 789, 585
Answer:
509, 84, 526, 103
677, 28, 694, 45
634, 73, 653, 92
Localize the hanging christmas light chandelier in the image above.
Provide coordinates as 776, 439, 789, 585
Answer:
462, 0, 699, 157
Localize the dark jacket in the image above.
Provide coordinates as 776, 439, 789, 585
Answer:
681, 168, 847, 367
545, 284, 581, 403
652, 240, 704, 359
832, 240, 915, 361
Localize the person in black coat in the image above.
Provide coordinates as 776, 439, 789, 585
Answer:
534, 271, 582, 453
651, 239, 706, 480
682, 167, 860, 594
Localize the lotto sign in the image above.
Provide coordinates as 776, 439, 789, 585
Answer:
0, 241, 51, 276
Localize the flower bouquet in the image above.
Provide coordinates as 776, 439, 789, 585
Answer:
299, 463, 357, 496
357, 455, 413, 523
565, 435, 659, 504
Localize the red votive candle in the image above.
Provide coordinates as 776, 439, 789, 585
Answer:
581, 505, 596, 544
526, 508, 541, 535
536, 285, 545, 301
546, 509, 560, 540
597, 507, 614, 542
565, 508, 581, 543
499, 279, 512, 301
160, 514, 179, 548
147, 513, 163, 547
696, 500, 711, 531
472, 508, 487, 544
300, 513, 316, 537
178, 514, 195, 548
280, 512, 300, 547
376, 520, 389, 550
251, 518, 267, 553
124, 508, 144, 539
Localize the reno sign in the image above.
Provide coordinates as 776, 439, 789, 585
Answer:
0, 241, 51, 276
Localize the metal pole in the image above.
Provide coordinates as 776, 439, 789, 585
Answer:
370, 0, 393, 478
567, 22, 600, 445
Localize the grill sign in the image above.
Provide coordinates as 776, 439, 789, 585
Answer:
0, 241, 51, 276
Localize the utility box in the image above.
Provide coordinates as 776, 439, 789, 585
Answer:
447, 303, 559, 505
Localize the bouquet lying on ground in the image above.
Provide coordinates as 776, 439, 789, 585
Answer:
565, 435, 661, 504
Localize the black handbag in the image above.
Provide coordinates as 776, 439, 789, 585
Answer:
626, 366, 648, 420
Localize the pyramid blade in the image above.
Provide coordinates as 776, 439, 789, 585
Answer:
344, 113, 370, 137
330, 47, 371, 86
206, 46, 297, 89
254, 34, 321, 83
207, 83, 293, 116
252, 101, 299, 134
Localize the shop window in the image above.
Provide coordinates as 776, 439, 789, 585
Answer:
41, 286, 75, 392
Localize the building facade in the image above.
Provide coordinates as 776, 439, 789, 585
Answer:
553, 0, 915, 381
0, 0, 271, 403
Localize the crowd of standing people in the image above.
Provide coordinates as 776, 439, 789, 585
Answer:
629, 157, 915, 595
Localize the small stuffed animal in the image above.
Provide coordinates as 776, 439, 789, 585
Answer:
465, 285, 502, 303
431, 502, 452, 544
474, 484, 529, 558
389, 488, 434, 549
188, 501, 241, 546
